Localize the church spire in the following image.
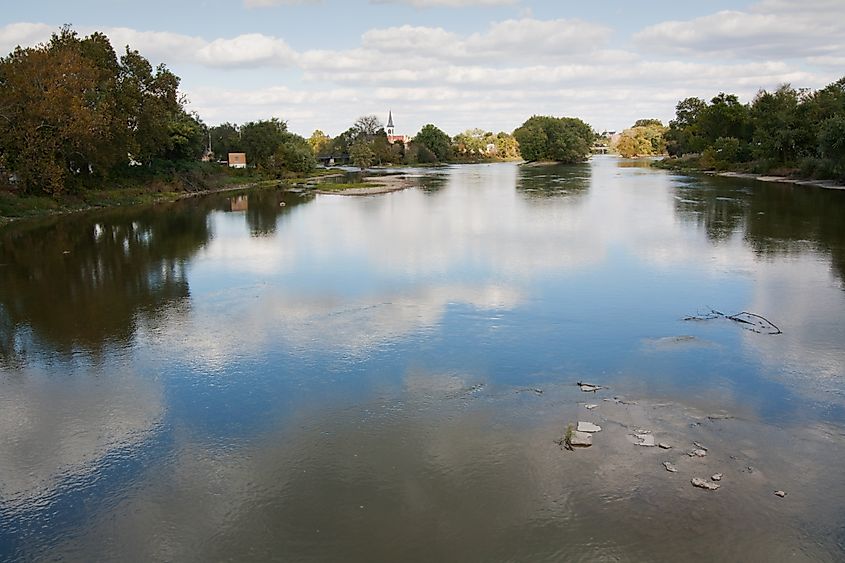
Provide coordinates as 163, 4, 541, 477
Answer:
387, 110, 395, 131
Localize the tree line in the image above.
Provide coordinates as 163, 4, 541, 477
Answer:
0, 26, 598, 198
208, 114, 594, 172
663, 77, 845, 179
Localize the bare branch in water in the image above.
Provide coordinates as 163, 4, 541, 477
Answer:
683, 309, 782, 335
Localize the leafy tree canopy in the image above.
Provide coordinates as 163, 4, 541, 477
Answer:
513, 116, 594, 163
413, 124, 452, 162
0, 25, 202, 195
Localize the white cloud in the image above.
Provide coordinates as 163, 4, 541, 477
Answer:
0, 22, 53, 54
195, 33, 297, 68
360, 18, 611, 62
0, 23, 296, 68
635, 1, 845, 60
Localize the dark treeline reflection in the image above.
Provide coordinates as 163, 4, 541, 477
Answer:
674, 178, 845, 283
516, 163, 591, 200
237, 190, 313, 237
0, 189, 315, 363
0, 200, 215, 362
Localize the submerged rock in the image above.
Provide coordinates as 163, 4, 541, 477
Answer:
585, 404, 599, 410
775, 490, 787, 498
693, 442, 708, 451
691, 478, 720, 491
689, 449, 707, 458
712, 473, 723, 482
663, 461, 678, 473
577, 421, 602, 433
659, 443, 672, 449
569, 431, 593, 447
578, 382, 603, 392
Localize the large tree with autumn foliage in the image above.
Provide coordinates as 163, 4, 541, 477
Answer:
0, 26, 205, 195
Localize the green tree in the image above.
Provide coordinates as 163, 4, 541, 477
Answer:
513, 116, 594, 163
413, 124, 452, 162
370, 130, 400, 165
210, 123, 241, 160
819, 113, 845, 175
665, 97, 707, 156
350, 138, 375, 169
239, 118, 288, 168
699, 93, 751, 146
749, 85, 807, 164
272, 134, 316, 175
164, 112, 206, 161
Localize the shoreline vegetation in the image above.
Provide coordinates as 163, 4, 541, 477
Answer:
652, 158, 845, 191
0, 170, 420, 226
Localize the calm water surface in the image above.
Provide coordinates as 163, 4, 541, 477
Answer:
1, 157, 844, 561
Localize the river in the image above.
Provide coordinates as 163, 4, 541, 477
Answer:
1, 156, 844, 561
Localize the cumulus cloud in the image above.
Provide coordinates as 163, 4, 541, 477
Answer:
195, 33, 297, 68
635, 0, 845, 59
0, 23, 296, 68
360, 18, 611, 62
0, 22, 53, 54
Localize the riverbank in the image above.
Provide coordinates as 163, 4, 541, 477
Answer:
654, 159, 845, 191
0, 169, 341, 227
713, 171, 845, 190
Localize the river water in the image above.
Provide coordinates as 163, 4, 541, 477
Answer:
1, 156, 844, 561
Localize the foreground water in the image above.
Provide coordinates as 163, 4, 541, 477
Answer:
1, 156, 844, 561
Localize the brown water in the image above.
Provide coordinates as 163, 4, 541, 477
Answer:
1, 157, 844, 561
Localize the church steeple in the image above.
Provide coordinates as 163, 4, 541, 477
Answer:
387, 110, 395, 136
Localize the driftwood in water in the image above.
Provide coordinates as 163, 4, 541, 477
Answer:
684, 309, 782, 335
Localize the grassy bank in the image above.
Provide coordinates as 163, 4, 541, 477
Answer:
653, 157, 845, 190
0, 166, 342, 226
654, 155, 844, 181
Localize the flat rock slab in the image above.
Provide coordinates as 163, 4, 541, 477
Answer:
585, 404, 599, 410
659, 443, 672, 449
689, 449, 707, 457
663, 461, 678, 473
578, 383, 603, 392
635, 434, 656, 447
692, 478, 720, 491
569, 431, 593, 447
577, 422, 602, 433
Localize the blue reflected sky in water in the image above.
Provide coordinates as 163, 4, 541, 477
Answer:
2, 157, 845, 559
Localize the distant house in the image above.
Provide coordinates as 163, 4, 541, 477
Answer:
385, 111, 410, 146
228, 152, 247, 168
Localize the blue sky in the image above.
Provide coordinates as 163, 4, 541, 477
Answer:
2, 0, 842, 136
